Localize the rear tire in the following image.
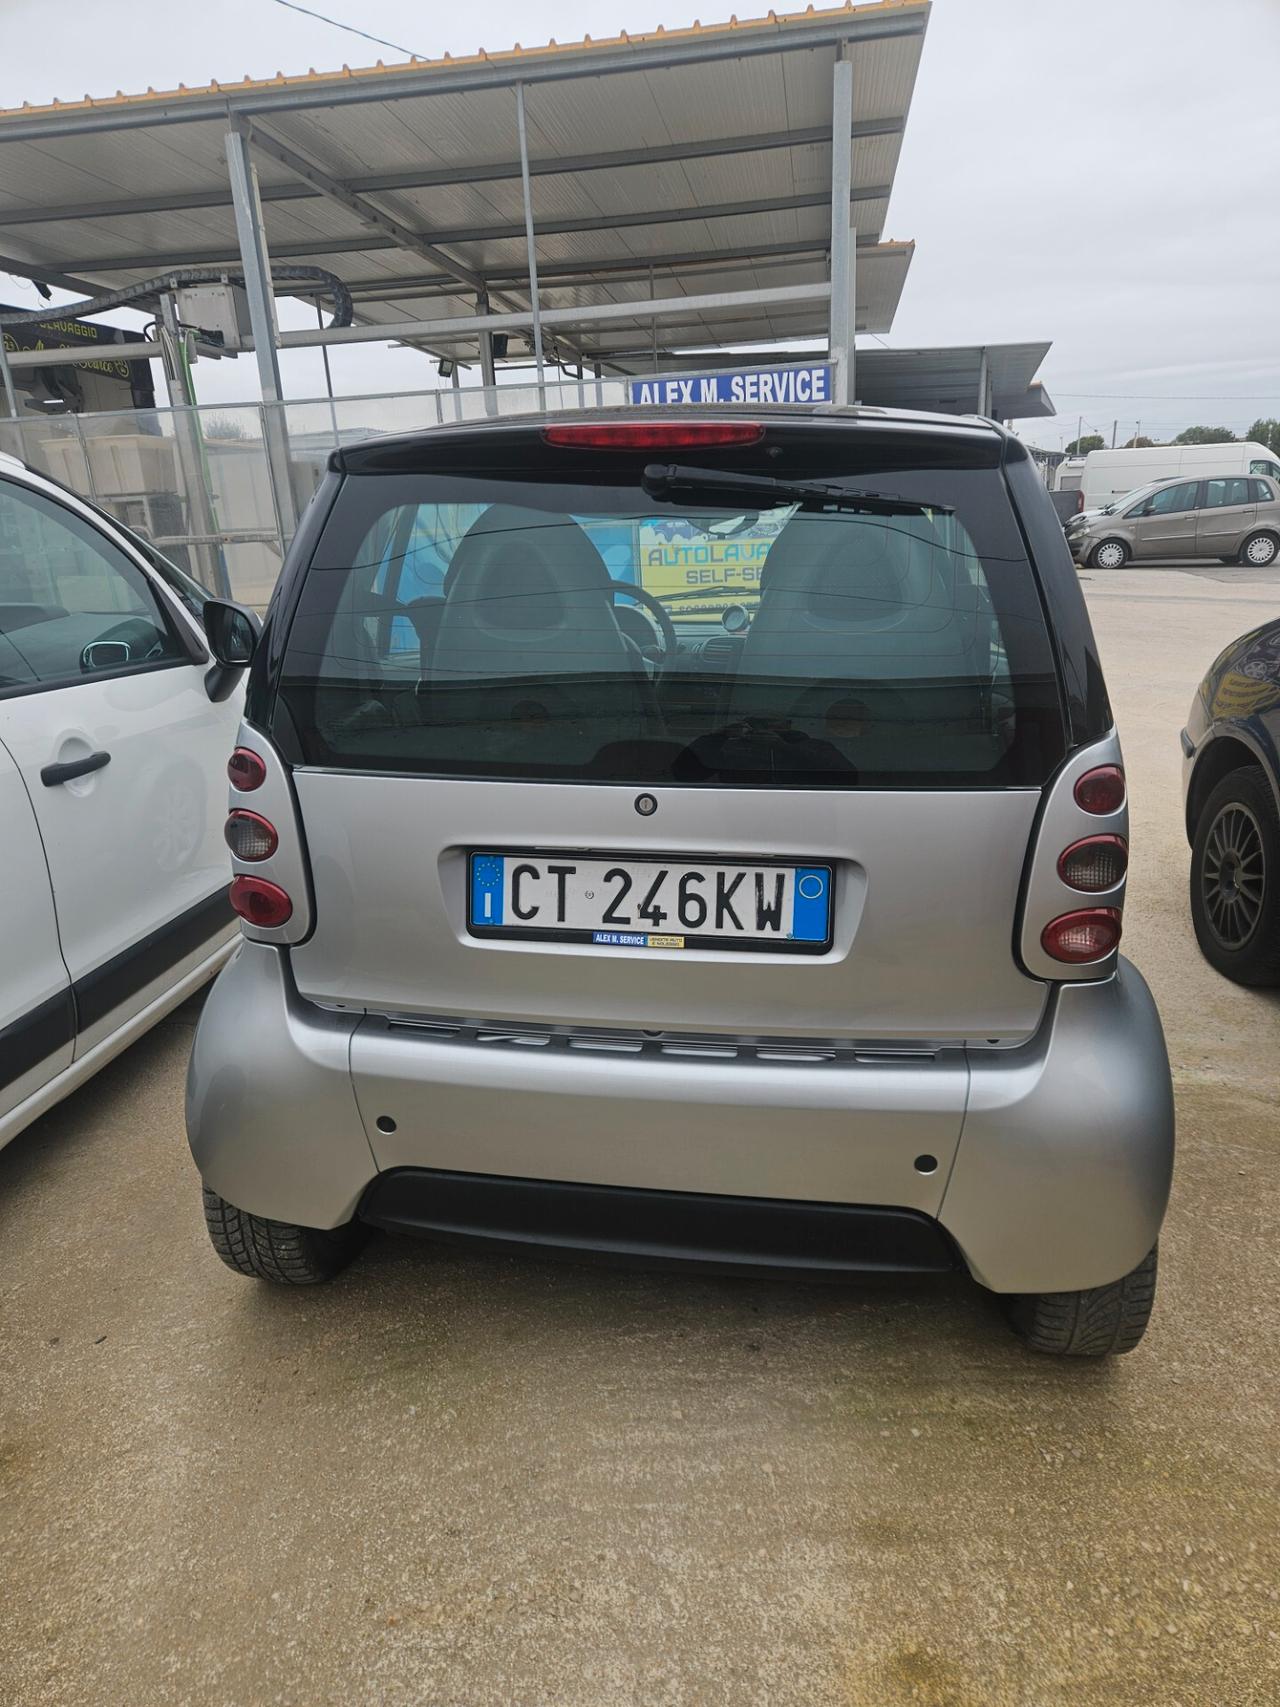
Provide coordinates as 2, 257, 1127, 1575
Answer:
1190, 767, 1280, 985
202, 1186, 368, 1284
1089, 538, 1129, 569
1239, 531, 1279, 568
1008, 1246, 1157, 1356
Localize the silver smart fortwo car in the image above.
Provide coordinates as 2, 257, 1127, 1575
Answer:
188, 409, 1175, 1356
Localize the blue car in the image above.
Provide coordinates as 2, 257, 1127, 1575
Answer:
1183, 619, 1280, 983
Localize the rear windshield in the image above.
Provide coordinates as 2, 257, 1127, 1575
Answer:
273, 437, 1066, 789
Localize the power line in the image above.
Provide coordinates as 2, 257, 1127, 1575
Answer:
268, 0, 426, 59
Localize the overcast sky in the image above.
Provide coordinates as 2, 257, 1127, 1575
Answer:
2, 0, 1278, 446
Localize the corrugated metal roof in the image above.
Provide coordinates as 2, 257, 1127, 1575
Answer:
0, 2, 926, 122
0, 2, 929, 368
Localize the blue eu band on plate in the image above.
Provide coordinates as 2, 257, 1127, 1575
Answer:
469, 852, 832, 954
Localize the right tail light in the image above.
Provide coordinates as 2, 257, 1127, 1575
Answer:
1058, 834, 1128, 892
1073, 765, 1126, 815
1041, 908, 1123, 964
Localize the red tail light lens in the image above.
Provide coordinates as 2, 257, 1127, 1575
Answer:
1041, 908, 1122, 964
230, 875, 292, 929
542, 421, 764, 450
1074, 765, 1126, 815
225, 809, 278, 862
227, 747, 267, 792
1075, 489, 1085, 513
1058, 834, 1128, 892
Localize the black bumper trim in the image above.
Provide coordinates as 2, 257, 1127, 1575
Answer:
358, 1168, 958, 1277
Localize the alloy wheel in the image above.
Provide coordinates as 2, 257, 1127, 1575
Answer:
1244, 534, 1278, 567
1094, 541, 1126, 569
1201, 801, 1266, 949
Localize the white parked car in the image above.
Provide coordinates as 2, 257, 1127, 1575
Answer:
0, 452, 250, 1151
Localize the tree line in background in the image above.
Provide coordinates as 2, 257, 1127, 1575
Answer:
1063, 419, 1280, 456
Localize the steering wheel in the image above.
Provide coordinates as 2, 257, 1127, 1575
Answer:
609, 579, 678, 669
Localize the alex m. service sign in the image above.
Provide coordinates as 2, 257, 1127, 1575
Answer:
627, 363, 833, 407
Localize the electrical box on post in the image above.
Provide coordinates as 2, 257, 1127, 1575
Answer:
174, 284, 253, 352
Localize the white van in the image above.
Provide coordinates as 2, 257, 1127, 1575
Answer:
1081, 442, 1280, 512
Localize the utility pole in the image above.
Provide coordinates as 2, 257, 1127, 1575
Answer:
1074, 414, 1082, 454
1111, 419, 1117, 449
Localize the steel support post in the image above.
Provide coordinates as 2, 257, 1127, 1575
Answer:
977, 345, 991, 417
225, 123, 298, 540
514, 83, 546, 407
157, 295, 231, 595
0, 331, 18, 420
476, 291, 497, 416
828, 46, 856, 405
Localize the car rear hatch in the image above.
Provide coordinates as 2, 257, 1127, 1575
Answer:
272, 415, 1067, 1047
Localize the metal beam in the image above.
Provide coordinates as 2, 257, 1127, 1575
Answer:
0, 251, 109, 297
2, 338, 163, 368
225, 125, 297, 536
341, 237, 908, 302
236, 117, 488, 297
0, 13, 927, 141
275, 281, 831, 350
514, 83, 545, 405
0, 119, 905, 228
57, 187, 893, 275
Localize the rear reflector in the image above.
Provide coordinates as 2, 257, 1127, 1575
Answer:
542, 421, 764, 450
230, 875, 292, 929
1058, 834, 1128, 892
1073, 765, 1126, 815
225, 809, 278, 862
227, 747, 267, 792
1041, 908, 1122, 964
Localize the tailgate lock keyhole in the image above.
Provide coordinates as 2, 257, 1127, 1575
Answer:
634, 793, 657, 816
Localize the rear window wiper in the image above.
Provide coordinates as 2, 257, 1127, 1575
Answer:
642, 463, 951, 518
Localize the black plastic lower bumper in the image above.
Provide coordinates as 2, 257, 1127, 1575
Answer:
358, 1168, 958, 1278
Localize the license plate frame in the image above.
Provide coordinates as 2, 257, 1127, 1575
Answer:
467, 849, 834, 955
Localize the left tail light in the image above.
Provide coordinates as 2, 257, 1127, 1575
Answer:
224, 809, 278, 861
230, 875, 293, 929
227, 747, 267, 791
223, 732, 310, 941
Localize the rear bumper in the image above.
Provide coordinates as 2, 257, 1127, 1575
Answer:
360, 1169, 958, 1277
187, 943, 1173, 1294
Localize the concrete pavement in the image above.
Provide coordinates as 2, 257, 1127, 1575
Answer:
2, 564, 1278, 1707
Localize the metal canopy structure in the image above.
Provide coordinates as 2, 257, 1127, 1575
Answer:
0, 1, 929, 389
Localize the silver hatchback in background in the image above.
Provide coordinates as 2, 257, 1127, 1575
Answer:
1068, 473, 1280, 569
187, 410, 1174, 1357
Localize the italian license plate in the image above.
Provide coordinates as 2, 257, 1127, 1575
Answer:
468, 852, 833, 953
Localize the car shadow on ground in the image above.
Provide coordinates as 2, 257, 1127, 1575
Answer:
227, 1218, 1130, 1407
